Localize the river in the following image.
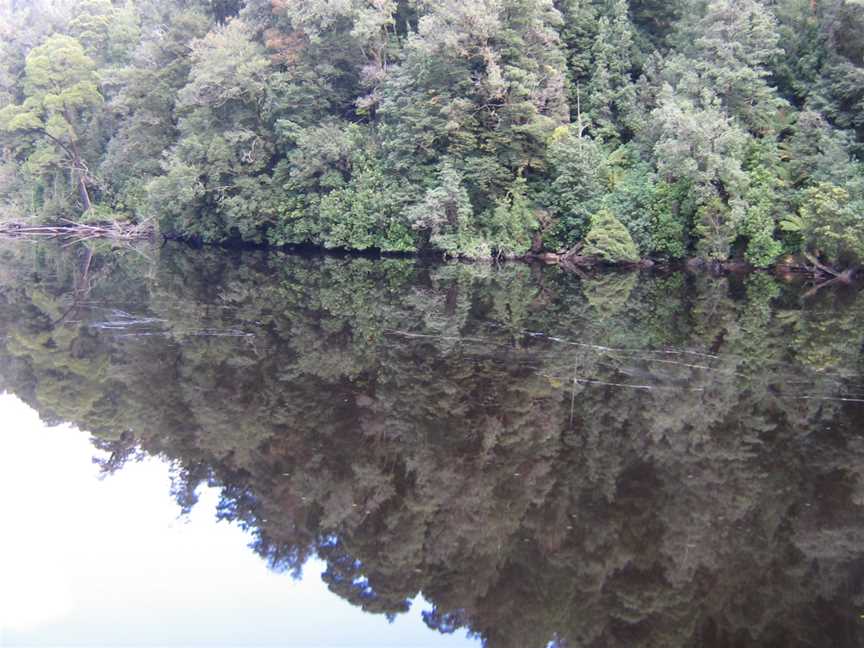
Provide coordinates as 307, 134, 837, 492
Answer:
0, 240, 862, 647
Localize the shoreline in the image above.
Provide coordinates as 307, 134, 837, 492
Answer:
1, 220, 859, 285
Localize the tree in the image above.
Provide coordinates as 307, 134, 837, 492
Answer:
738, 140, 785, 267
781, 182, 864, 270
100, 7, 211, 214
690, 0, 785, 134
582, 207, 640, 263
0, 0, 861, 264
407, 159, 487, 257
649, 82, 748, 259
555, 0, 599, 95
483, 176, 537, 256
0, 34, 103, 214
68, 0, 140, 68
379, 0, 569, 210
584, 0, 638, 142
148, 19, 276, 242
543, 128, 606, 250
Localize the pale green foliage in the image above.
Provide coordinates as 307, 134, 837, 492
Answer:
738, 141, 784, 267
69, 0, 140, 67
650, 84, 748, 203
407, 161, 488, 258
691, 0, 785, 132
100, 8, 211, 214
740, 201, 782, 267
318, 156, 416, 253
650, 83, 750, 259
176, 20, 270, 110
483, 177, 537, 256
695, 196, 740, 262
379, 0, 569, 203
583, 208, 640, 264
601, 156, 657, 255
0, 34, 102, 139
785, 110, 858, 189
785, 183, 864, 266
0, 34, 102, 216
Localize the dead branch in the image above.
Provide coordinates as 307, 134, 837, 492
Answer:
0, 219, 155, 242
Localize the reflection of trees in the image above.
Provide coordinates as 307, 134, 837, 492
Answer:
1, 240, 863, 648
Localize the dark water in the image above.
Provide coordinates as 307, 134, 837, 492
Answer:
1, 240, 863, 647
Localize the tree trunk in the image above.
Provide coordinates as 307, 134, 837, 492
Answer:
803, 252, 844, 278
63, 109, 92, 214
77, 173, 92, 212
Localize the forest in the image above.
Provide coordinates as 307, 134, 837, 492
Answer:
1, 240, 863, 646
0, 0, 862, 270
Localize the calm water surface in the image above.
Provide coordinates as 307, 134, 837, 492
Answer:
0, 240, 863, 647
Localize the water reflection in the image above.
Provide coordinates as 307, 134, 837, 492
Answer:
0, 394, 474, 647
1, 240, 863, 647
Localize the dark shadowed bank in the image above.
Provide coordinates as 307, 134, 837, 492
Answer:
1, 219, 860, 288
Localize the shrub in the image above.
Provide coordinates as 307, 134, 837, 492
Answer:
583, 209, 640, 263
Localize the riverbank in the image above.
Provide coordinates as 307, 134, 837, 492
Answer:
1, 219, 858, 285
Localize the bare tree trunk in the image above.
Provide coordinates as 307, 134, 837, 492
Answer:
63, 109, 92, 213
804, 252, 846, 279
803, 269, 855, 298
77, 173, 92, 212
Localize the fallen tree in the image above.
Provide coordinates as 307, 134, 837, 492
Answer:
0, 219, 155, 243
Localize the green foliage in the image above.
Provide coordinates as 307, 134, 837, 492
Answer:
100, 8, 212, 215
690, 0, 785, 133
648, 179, 691, 259
317, 155, 416, 253
482, 177, 537, 257
738, 142, 785, 267
69, 0, 140, 67
791, 182, 864, 266
585, 0, 638, 143
0, 0, 861, 266
543, 130, 605, 251
582, 208, 640, 264
601, 157, 657, 255
407, 160, 488, 258
0, 34, 103, 215
695, 197, 738, 262
148, 19, 276, 242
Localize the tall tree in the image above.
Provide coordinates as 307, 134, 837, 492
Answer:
648, 82, 749, 260
690, 0, 786, 134
584, 0, 638, 142
379, 0, 569, 228
100, 7, 211, 213
0, 34, 103, 214
148, 19, 276, 241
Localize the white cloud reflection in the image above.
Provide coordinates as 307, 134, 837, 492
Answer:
0, 393, 476, 647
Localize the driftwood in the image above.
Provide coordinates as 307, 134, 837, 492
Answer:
0, 218, 155, 242
801, 251, 854, 281
802, 272, 857, 299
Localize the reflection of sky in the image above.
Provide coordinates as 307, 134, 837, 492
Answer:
0, 393, 478, 647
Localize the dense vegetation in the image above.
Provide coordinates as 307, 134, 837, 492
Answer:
1, 240, 863, 646
1, 0, 863, 268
